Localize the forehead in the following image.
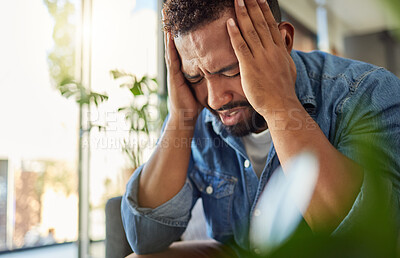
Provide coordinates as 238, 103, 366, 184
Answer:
174, 12, 237, 75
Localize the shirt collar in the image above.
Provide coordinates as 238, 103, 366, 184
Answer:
291, 50, 318, 114
203, 109, 248, 157
204, 109, 225, 135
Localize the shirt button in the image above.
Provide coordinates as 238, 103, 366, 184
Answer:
206, 186, 213, 195
244, 159, 250, 168
254, 209, 261, 217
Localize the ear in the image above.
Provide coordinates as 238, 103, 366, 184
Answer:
278, 22, 295, 54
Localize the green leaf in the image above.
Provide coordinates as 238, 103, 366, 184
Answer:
130, 84, 142, 96
62, 91, 75, 98
140, 103, 149, 111
139, 75, 148, 83
120, 82, 133, 89
60, 77, 75, 86
110, 69, 130, 79
118, 107, 129, 112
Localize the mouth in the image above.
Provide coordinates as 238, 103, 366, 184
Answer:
218, 107, 248, 126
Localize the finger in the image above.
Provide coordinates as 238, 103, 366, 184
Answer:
165, 33, 176, 71
165, 33, 188, 88
167, 34, 179, 66
235, 0, 262, 55
244, 0, 273, 48
164, 30, 167, 53
227, 18, 252, 63
162, 9, 168, 50
164, 31, 170, 69
166, 34, 181, 75
259, 0, 283, 46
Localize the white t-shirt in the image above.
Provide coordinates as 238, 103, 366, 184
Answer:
242, 129, 272, 178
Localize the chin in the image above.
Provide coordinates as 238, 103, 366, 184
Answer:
206, 103, 267, 137
221, 111, 267, 137
225, 124, 254, 137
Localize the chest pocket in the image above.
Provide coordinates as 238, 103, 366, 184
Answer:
190, 166, 237, 238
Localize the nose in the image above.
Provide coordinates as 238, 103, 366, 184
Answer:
206, 78, 233, 110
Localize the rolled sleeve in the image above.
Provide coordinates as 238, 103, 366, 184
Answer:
333, 70, 400, 235
332, 171, 398, 235
121, 165, 196, 254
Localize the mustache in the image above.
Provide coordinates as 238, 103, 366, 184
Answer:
215, 101, 251, 112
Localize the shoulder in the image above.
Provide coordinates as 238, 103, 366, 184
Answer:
341, 66, 400, 113
293, 50, 400, 108
293, 50, 384, 83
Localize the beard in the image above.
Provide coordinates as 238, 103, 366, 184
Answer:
207, 101, 267, 137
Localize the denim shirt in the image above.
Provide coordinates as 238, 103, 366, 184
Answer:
121, 50, 400, 255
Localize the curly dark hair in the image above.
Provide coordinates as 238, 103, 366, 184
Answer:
163, 0, 282, 36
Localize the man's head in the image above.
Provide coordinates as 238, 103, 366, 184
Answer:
163, 0, 293, 137
163, 0, 282, 37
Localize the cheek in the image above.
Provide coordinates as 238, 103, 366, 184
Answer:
193, 86, 208, 106
234, 77, 245, 95
228, 77, 246, 98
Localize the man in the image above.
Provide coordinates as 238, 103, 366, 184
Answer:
122, 0, 400, 256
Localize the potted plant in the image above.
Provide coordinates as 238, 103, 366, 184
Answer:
110, 70, 167, 174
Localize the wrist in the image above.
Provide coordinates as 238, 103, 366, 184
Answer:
161, 116, 196, 150
258, 94, 301, 119
262, 99, 312, 132
167, 113, 198, 133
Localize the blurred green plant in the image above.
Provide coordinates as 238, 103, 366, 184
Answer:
57, 77, 109, 131
241, 136, 399, 257
43, 0, 76, 86
111, 70, 167, 169
44, 0, 108, 114
383, 0, 400, 39
58, 77, 108, 107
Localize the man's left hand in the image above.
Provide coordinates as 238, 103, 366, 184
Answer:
227, 0, 297, 116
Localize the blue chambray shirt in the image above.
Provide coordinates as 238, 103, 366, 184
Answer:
121, 50, 400, 255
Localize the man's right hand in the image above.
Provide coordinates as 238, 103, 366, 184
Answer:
136, 31, 201, 209
164, 31, 202, 127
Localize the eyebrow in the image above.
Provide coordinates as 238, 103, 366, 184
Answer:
183, 62, 239, 80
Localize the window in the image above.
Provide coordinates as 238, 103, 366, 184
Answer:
0, 0, 162, 255
88, 0, 160, 242
0, 0, 80, 251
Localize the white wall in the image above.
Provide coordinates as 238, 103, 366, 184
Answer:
278, 0, 397, 55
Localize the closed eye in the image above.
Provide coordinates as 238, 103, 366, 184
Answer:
187, 77, 204, 86
222, 72, 240, 78
186, 72, 240, 87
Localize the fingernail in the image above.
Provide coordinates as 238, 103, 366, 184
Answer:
237, 0, 244, 7
258, 0, 266, 3
228, 18, 236, 27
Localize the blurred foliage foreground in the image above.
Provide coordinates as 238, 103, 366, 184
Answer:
384, 0, 400, 39
243, 140, 400, 258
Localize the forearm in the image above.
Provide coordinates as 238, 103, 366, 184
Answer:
122, 184, 189, 254
263, 98, 363, 233
138, 116, 196, 208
